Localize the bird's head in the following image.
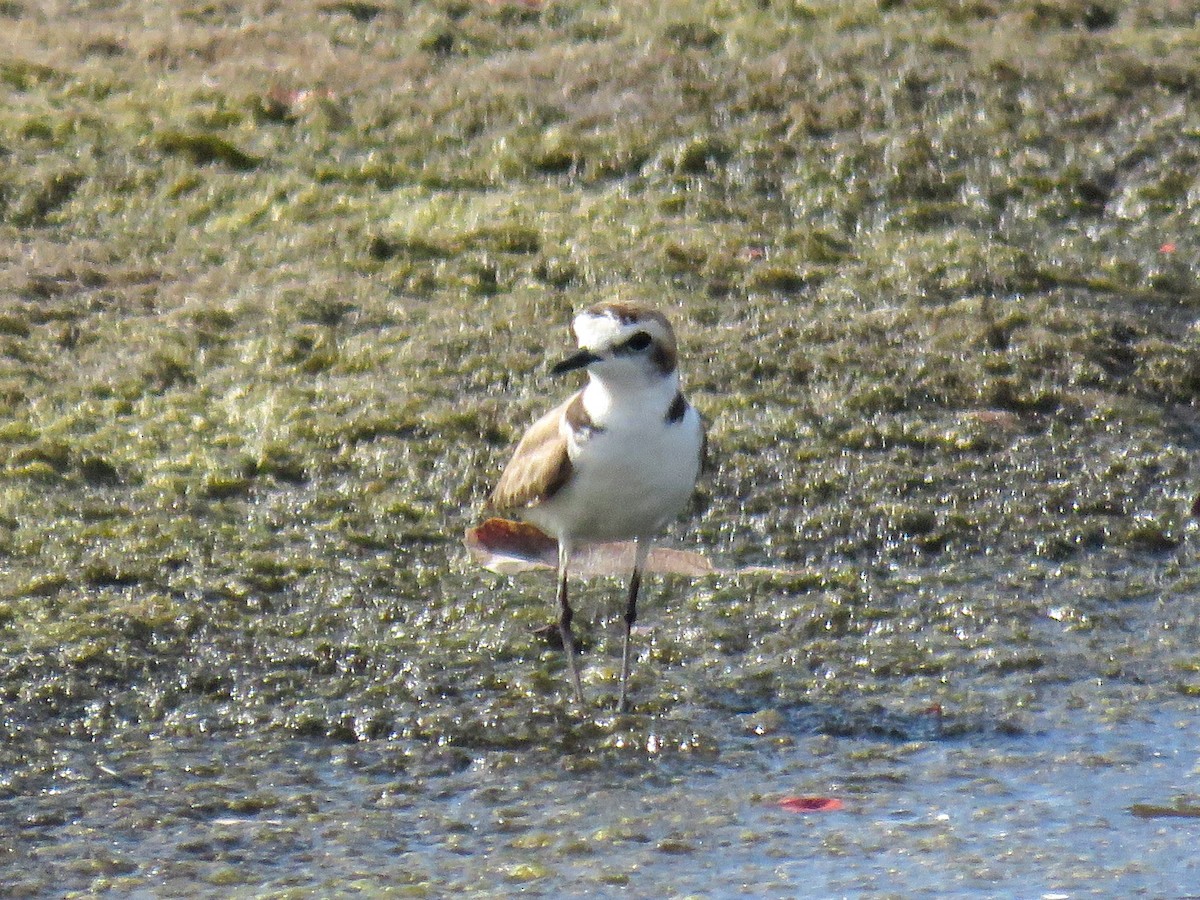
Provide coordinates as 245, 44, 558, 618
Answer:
550, 302, 678, 387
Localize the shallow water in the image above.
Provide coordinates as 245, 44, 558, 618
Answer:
6, 549, 1200, 898
7, 698, 1199, 897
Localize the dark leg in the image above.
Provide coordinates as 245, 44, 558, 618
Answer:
557, 544, 584, 705
618, 541, 650, 713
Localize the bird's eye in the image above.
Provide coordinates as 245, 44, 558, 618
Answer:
626, 332, 652, 351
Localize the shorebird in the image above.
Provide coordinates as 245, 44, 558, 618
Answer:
486, 302, 705, 712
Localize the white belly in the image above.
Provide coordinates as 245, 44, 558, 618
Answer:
528, 406, 703, 544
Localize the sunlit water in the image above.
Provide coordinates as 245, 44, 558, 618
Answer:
7, 696, 1199, 897
6, 549, 1200, 897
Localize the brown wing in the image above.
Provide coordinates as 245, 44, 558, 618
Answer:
485, 394, 575, 513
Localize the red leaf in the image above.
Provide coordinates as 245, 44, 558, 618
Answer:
777, 796, 844, 813
470, 517, 557, 562
1160, 242, 1177, 254
464, 517, 805, 577
464, 517, 719, 576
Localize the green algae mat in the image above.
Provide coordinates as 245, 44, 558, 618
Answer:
2, 0, 1200, 895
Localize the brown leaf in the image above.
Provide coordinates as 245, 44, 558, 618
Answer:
464, 518, 801, 578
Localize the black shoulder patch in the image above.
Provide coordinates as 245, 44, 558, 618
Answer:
665, 391, 687, 424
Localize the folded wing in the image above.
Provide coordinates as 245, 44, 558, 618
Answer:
486, 394, 576, 513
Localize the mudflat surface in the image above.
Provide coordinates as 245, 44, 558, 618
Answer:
2, 1, 1199, 895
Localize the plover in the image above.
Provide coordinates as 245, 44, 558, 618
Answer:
486, 302, 705, 712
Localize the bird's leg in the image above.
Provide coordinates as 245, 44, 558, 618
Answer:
557, 542, 585, 706
618, 540, 651, 714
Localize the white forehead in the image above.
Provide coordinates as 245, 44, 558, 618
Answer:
571, 309, 669, 350
572, 311, 624, 349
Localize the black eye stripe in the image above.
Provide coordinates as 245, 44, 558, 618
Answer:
623, 331, 652, 351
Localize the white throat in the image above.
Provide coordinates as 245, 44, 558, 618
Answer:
581, 368, 680, 425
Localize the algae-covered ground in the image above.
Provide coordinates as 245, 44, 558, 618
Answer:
2, 0, 1200, 895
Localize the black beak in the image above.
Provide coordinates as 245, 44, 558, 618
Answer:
550, 349, 601, 376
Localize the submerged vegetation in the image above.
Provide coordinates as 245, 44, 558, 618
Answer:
1, 0, 1199, 893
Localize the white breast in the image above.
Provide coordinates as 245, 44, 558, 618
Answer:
528, 378, 703, 544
